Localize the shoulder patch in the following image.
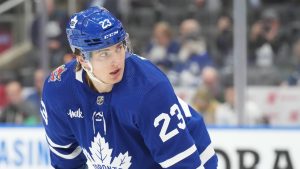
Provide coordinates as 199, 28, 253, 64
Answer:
49, 65, 67, 82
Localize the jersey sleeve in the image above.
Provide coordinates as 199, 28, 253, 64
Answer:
136, 81, 208, 168
177, 97, 218, 168
40, 83, 87, 169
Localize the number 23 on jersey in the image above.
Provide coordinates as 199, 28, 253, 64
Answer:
154, 103, 187, 142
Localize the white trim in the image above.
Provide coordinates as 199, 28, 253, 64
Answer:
75, 68, 83, 83
199, 143, 216, 168
40, 100, 48, 125
48, 145, 82, 160
159, 144, 197, 168
46, 134, 72, 149
177, 96, 192, 117
197, 165, 205, 169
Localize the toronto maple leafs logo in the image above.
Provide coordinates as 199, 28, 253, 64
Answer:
83, 133, 132, 169
48, 65, 67, 82
70, 15, 78, 29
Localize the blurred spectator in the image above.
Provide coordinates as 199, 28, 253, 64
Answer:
31, 0, 69, 68
214, 15, 233, 69
192, 88, 219, 124
248, 9, 289, 68
25, 69, 45, 121
0, 81, 36, 124
174, 19, 214, 86
283, 38, 300, 86
215, 85, 265, 125
178, 19, 213, 68
144, 22, 180, 72
191, 67, 223, 124
247, 9, 288, 85
202, 67, 223, 101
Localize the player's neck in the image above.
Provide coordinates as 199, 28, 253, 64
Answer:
93, 81, 113, 93
86, 75, 113, 93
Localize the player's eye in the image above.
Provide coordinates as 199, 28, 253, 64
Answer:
91, 50, 111, 61
99, 51, 110, 58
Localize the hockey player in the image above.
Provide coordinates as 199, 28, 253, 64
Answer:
41, 6, 218, 169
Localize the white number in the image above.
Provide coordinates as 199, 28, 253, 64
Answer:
154, 104, 187, 142
154, 113, 179, 142
99, 19, 112, 29
170, 104, 186, 130
177, 96, 192, 117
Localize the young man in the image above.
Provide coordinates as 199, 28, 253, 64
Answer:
41, 7, 218, 169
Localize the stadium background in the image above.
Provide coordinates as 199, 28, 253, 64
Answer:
0, 0, 300, 168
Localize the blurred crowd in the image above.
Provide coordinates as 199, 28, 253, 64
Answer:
1, 0, 300, 125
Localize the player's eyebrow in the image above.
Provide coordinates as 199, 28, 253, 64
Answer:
95, 42, 122, 53
97, 48, 110, 52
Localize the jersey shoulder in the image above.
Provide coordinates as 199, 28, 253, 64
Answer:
42, 60, 77, 103
112, 54, 173, 112
123, 54, 169, 90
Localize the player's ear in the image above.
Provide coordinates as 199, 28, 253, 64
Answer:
76, 55, 85, 64
74, 48, 91, 70
74, 48, 85, 65
76, 55, 92, 71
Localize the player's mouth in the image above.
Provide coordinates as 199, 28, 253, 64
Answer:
110, 68, 121, 76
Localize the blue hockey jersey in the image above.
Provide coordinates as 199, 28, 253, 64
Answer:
40, 53, 218, 169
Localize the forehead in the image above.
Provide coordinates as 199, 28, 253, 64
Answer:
96, 42, 122, 52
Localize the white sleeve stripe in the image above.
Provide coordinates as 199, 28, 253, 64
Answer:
75, 68, 83, 83
177, 96, 192, 117
48, 145, 82, 159
197, 165, 205, 169
198, 143, 216, 168
159, 144, 197, 168
46, 134, 72, 148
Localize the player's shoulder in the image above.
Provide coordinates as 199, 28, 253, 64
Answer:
112, 53, 172, 106
125, 53, 169, 88
43, 60, 77, 98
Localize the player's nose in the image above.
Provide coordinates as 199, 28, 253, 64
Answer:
111, 57, 119, 68
110, 53, 122, 68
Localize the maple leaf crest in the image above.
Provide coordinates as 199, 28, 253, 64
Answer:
83, 133, 132, 169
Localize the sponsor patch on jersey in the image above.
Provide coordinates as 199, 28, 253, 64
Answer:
68, 108, 84, 119
49, 65, 67, 82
